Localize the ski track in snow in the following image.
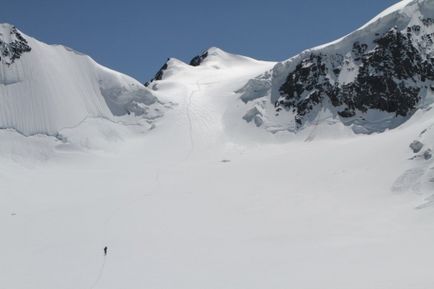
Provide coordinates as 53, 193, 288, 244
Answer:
184, 82, 197, 159
88, 255, 106, 289
75, 156, 161, 289
87, 167, 163, 289
184, 80, 204, 160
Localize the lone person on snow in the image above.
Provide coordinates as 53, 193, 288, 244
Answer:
104, 246, 108, 256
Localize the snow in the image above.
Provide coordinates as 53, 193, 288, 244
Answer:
311, 0, 421, 52
1, 43, 434, 289
274, 0, 433, 65
1, 1, 434, 288
360, 0, 421, 29
238, 0, 434, 135
1, 105, 434, 289
0, 24, 162, 136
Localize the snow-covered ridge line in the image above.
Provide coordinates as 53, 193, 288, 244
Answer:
0, 23, 164, 136
145, 47, 271, 88
239, 0, 434, 134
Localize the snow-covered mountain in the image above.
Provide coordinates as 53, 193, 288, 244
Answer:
142, 47, 276, 150
1, 1, 434, 289
239, 0, 434, 134
2, 0, 433, 139
138, 0, 434, 209
0, 23, 163, 136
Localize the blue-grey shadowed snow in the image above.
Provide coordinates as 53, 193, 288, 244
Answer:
3, 0, 397, 82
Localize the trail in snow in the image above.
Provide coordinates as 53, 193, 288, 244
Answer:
88, 255, 106, 289
185, 81, 202, 159
88, 167, 163, 289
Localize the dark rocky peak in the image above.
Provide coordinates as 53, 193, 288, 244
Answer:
189, 50, 209, 66
0, 24, 31, 65
145, 58, 170, 87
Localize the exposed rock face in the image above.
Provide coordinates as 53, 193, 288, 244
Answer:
277, 27, 434, 126
189, 51, 208, 67
0, 26, 31, 65
145, 59, 169, 87
411, 140, 425, 153
278, 54, 340, 124
239, 0, 434, 133
424, 149, 433, 160
145, 49, 211, 87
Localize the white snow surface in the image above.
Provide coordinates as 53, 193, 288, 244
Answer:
1, 42, 434, 289
1, 1, 434, 288
311, 0, 433, 52
0, 23, 162, 136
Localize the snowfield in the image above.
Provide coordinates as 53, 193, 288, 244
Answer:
1, 1, 434, 289
1, 47, 434, 289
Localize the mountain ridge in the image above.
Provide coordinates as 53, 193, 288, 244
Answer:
2, 0, 434, 137
239, 0, 434, 134
0, 23, 164, 136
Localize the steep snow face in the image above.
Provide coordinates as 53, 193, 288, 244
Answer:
143, 48, 276, 152
240, 0, 434, 134
0, 23, 162, 136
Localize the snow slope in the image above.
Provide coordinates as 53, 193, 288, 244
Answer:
144, 47, 277, 153
0, 23, 163, 136
1, 42, 434, 289
240, 0, 434, 133
1, 1, 434, 289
